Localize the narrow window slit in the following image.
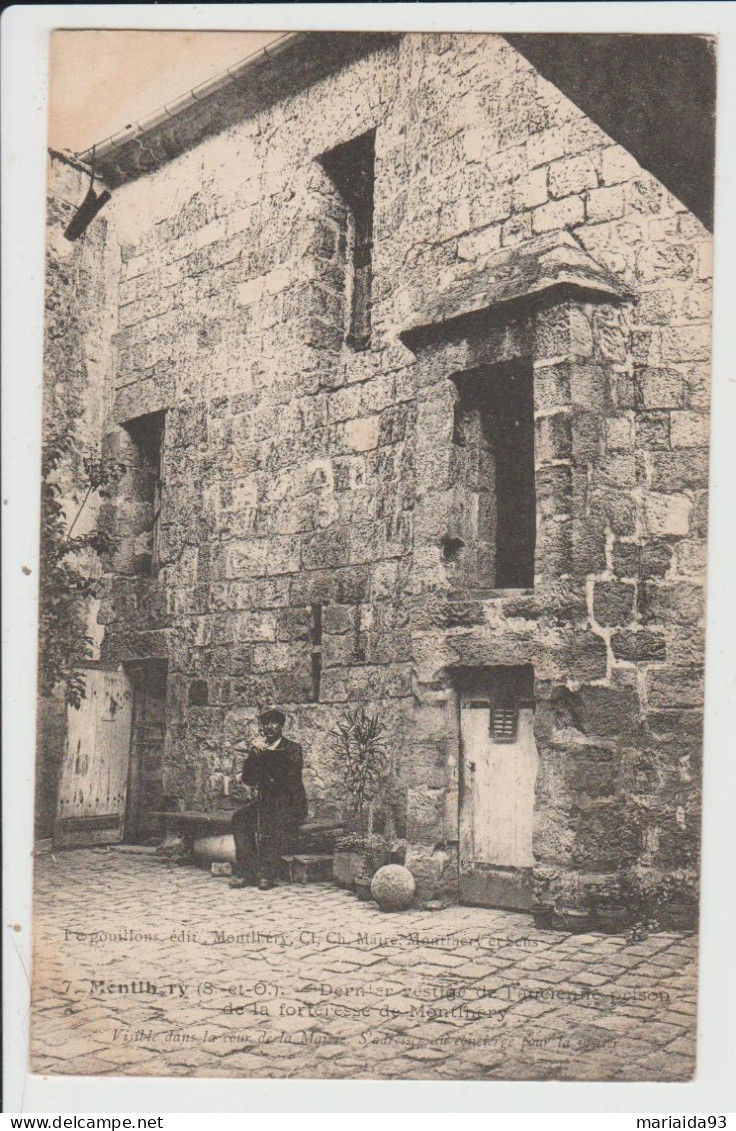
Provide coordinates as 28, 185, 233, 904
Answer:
319, 129, 376, 349
450, 360, 536, 590
310, 602, 323, 702
121, 410, 166, 578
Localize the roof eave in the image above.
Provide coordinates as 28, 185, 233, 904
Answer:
78, 31, 401, 188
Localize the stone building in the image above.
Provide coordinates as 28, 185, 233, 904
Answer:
43, 32, 712, 923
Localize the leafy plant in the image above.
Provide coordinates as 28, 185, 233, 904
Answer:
329, 706, 389, 836
40, 220, 123, 709
39, 421, 121, 708
621, 867, 698, 940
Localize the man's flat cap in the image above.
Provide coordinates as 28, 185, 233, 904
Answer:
257, 708, 286, 726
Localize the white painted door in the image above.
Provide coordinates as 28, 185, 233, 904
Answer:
459, 692, 538, 908
54, 668, 133, 846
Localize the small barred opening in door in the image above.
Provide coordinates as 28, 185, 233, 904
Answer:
456, 665, 538, 911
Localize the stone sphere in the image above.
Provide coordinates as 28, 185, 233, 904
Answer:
370, 864, 416, 911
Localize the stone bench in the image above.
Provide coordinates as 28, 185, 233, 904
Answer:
151, 811, 345, 878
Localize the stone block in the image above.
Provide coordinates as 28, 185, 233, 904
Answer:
690, 492, 708, 538
549, 154, 598, 198
670, 410, 709, 449
614, 371, 638, 410
682, 282, 712, 321
639, 581, 704, 626
572, 409, 603, 460
673, 539, 707, 577
606, 415, 634, 452
532, 195, 585, 234
648, 450, 709, 491
631, 329, 659, 365
276, 607, 312, 643
611, 541, 639, 578
572, 517, 606, 573
600, 144, 641, 184
534, 304, 574, 359
570, 804, 640, 870
301, 528, 349, 571
640, 541, 673, 579
534, 361, 571, 409
643, 493, 691, 538
250, 643, 296, 673
586, 184, 625, 223
637, 288, 675, 324
457, 223, 502, 261
526, 127, 569, 168
573, 684, 641, 738
406, 786, 446, 843
593, 581, 636, 627
237, 276, 265, 307
636, 366, 684, 409
345, 416, 380, 452
536, 514, 573, 571
646, 667, 704, 709
595, 492, 636, 537
569, 363, 608, 411
636, 412, 670, 450
404, 843, 457, 902
593, 452, 637, 489
233, 611, 278, 643
697, 239, 713, 280
611, 630, 667, 663
513, 167, 549, 210
661, 323, 712, 364
565, 631, 609, 681
636, 242, 696, 283
567, 746, 619, 798
323, 604, 353, 634
535, 411, 572, 462
501, 213, 533, 247
644, 708, 703, 749
626, 177, 669, 216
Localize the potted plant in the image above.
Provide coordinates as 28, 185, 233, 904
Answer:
333, 832, 393, 890
354, 871, 374, 902
330, 707, 390, 889
624, 867, 698, 935
594, 882, 630, 933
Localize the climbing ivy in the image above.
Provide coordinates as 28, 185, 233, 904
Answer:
39, 204, 120, 708
38, 429, 119, 707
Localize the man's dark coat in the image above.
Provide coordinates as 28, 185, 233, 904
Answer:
231, 737, 307, 881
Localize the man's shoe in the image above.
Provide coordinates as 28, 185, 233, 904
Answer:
257, 878, 275, 891
229, 877, 248, 889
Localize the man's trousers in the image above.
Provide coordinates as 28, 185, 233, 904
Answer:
231, 801, 299, 883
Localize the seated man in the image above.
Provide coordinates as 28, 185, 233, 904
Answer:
229, 708, 308, 891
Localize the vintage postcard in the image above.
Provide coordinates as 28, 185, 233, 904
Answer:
29, 25, 714, 1084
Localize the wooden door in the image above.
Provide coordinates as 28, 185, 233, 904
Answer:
124, 664, 168, 843
458, 668, 538, 909
54, 668, 133, 846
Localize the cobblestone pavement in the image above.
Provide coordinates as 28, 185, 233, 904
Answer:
30, 850, 698, 1081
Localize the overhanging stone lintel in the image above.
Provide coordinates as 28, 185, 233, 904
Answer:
399, 231, 633, 352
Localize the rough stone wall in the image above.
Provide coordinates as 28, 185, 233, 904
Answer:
36, 155, 116, 836
90, 33, 709, 916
